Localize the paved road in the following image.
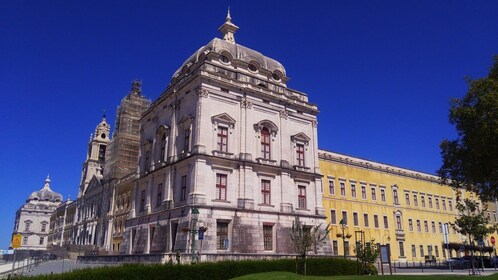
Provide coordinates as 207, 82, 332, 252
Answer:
26, 260, 117, 276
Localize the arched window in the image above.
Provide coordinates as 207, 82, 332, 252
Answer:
261, 127, 271, 159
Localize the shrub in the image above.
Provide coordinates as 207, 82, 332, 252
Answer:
20, 257, 363, 280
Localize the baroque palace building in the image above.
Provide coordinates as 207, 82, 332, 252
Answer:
43, 11, 498, 262
13, 176, 63, 250
319, 150, 464, 262
122, 11, 331, 257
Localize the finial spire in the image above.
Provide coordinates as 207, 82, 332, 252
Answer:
219, 7, 239, 44
226, 7, 231, 22
43, 175, 51, 190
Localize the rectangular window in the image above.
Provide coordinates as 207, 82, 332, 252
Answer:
424, 221, 429, 232
383, 216, 389, 229
261, 180, 271, 205
420, 245, 424, 257
298, 186, 306, 209
342, 211, 348, 225
263, 225, 273, 251
340, 182, 346, 197
160, 134, 166, 161
448, 200, 453, 211
216, 222, 229, 250
296, 144, 305, 166
431, 221, 436, 233
344, 240, 350, 256
330, 210, 337, 224
216, 174, 227, 200
140, 190, 146, 212
396, 215, 402, 230
217, 126, 228, 152
428, 245, 433, 256
351, 183, 357, 198
371, 187, 377, 201
374, 215, 379, 228
435, 245, 439, 258
22, 236, 28, 245
361, 185, 367, 199
353, 212, 359, 226
414, 194, 418, 206
428, 197, 433, 208
421, 196, 426, 207
393, 190, 399, 205
98, 144, 106, 161
399, 241, 405, 257
494, 212, 497, 222
329, 180, 335, 195
408, 219, 413, 231
405, 193, 410, 205
332, 240, 338, 256
364, 213, 369, 227
144, 150, 150, 171
412, 244, 416, 258
41, 223, 47, 232
380, 189, 386, 202
39, 237, 44, 245
184, 129, 190, 152
435, 198, 440, 209
417, 220, 421, 232
442, 199, 446, 210
261, 128, 271, 159
181, 175, 187, 201
157, 183, 163, 207
438, 222, 443, 233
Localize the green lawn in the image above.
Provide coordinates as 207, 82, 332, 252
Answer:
232, 271, 498, 280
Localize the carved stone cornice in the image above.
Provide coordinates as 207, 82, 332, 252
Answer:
279, 110, 288, 119
240, 99, 253, 109
196, 88, 209, 98
311, 120, 318, 127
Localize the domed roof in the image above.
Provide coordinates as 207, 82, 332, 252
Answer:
172, 10, 286, 81
29, 176, 63, 203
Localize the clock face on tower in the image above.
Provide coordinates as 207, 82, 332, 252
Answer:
101, 133, 106, 139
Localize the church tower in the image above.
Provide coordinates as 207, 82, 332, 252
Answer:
78, 116, 111, 197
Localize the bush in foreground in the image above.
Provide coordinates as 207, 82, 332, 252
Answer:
19, 257, 369, 280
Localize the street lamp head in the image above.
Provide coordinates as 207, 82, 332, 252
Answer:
191, 207, 199, 219
339, 219, 347, 229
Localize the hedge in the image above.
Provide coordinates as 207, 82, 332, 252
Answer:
18, 257, 373, 280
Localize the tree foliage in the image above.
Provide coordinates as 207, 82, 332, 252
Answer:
354, 239, 380, 275
438, 56, 498, 200
289, 219, 330, 275
452, 192, 497, 274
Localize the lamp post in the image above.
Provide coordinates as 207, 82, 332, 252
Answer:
190, 207, 199, 264
339, 219, 347, 259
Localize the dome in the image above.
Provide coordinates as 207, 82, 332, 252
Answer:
172, 11, 286, 81
29, 176, 63, 203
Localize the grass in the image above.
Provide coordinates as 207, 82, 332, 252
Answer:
232, 271, 498, 280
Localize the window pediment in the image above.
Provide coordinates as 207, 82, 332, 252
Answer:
211, 113, 236, 127
155, 124, 170, 135
254, 120, 278, 134
178, 115, 194, 126
291, 132, 310, 143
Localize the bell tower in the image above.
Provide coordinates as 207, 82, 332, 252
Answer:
78, 115, 111, 197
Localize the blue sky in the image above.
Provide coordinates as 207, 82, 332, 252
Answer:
0, 1, 497, 248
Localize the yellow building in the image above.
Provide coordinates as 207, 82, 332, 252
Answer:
319, 149, 464, 262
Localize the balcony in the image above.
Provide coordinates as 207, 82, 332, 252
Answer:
256, 158, 277, 166
395, 229, 405, 240
293, 165, 311, 172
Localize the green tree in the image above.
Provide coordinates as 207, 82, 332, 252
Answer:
452, 192, 497, 274
354, 239, 380, 275
289, 219, 330, 275
438, 56, 498, 201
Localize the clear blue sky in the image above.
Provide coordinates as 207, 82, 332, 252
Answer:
0, 1, 497, 248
